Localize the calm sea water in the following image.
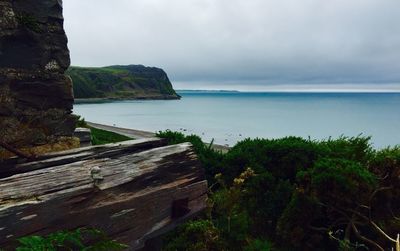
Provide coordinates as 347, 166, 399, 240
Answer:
73, 92, 400, 148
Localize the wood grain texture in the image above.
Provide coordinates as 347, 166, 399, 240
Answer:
0, 138, 166, 178
0, 139, 207, 250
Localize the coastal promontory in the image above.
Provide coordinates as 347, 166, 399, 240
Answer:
67, 65, 180, 100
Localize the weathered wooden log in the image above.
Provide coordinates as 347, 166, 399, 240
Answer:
0, 139, 207, 250
0, 137, 167, 178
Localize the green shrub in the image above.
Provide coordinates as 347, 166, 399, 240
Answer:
243, 239, 273, 251
305, 158, 377, 205
75, 115, 89, 128
211, 168, 255, 248
319, 135, 373, 165
276, 192, 325, 250
162, 220, 222, 251
158, 132, 399, 251
242, 172, 294, 236
16, 228, 127, 251
222, 137, 322, 183
156, 130, 224, 182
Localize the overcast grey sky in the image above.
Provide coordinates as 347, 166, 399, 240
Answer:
63, 0, 400, 91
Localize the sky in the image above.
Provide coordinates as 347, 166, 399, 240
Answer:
63, 0, 400, 91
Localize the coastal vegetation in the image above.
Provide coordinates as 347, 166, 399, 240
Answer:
157, 131, 400, 250
67, 65, 180, 100
14, 228, 127, 251
90, 127, 132, 145
76, 117, 132, 145
8, 127, 399, 250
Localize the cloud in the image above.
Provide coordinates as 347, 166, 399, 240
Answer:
63, 0, 400, 88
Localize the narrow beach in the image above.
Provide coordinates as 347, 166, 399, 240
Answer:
87, 121, 231, 153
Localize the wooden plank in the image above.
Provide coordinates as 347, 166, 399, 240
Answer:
0, 142, 207, 250
0, 138, 167, 178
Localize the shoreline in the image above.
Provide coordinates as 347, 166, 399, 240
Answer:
74, 95, 181, 104
87, 122, 231, 153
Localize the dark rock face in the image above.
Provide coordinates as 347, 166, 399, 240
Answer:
0, 0, 70, 71
0, 0, 75, 142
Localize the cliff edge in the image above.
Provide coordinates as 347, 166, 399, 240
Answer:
68, 65, 181, 100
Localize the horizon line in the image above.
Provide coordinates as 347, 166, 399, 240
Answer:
176, 89, 400, 93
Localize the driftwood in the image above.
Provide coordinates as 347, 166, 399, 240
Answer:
0, 138, 208, 250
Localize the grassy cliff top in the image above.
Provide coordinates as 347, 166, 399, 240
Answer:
67, 65, 180, 100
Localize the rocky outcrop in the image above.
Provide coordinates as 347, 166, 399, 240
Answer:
0, 0, 75, 149
68, 65, 181, 100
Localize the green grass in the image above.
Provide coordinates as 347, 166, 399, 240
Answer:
90, 127, 132, 145
74, 116, 132, 145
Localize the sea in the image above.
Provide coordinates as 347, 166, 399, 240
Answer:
73, 91, 400, 149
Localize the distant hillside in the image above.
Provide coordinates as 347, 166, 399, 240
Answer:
67, 65, 180, 100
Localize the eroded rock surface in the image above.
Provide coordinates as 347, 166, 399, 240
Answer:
0, 0, 75, 146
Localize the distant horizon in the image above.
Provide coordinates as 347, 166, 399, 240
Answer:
67, 64, 400, 93
173, 82, 400, 93
175, 89, 400, 93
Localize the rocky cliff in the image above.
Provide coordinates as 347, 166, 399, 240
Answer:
67, 65, 180, 100
0, 0, 75, 149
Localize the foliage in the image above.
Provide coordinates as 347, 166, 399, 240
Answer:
162, 168, 255, 251
158, 131, 400, 250
163, 220, 222, 251
222, 137, 321, 183
243, 239, 273, 251
276, 191, 325, 249
75, 115, 89, 128
211, 168, 255, 248
16, 228, 127, 251
156, 130, 224, 181
300, 158, 377, 206
90, 127, 132, 145
242, 172, 294, 236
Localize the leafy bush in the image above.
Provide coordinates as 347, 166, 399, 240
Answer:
243, 239, 273, 251
75, 115, 89, 128
276, 191, 325, 249
157, 131, 400, 250
16, 228, 127, 251
303, 158, 377, 205
276, 150, 399, 250
319, 135, 373, 165
211, 168, 255, 248
163, 220, 222, 251
222, 137, 321, 183
242, 172, 294, 236
156, 130, 224, 181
